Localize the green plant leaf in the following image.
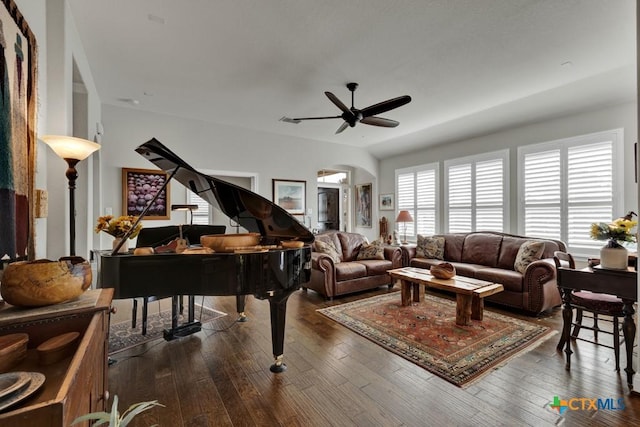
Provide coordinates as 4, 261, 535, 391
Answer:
110, 395, 120, 427
120, 400, 164, 427
71, 412, 111, 425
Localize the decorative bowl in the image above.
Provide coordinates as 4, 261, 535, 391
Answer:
431, 262, 456, 279
0, 257, 92, 307
281, 240, 304, 249
0, 333, 29, 373
200, 233, 261, 252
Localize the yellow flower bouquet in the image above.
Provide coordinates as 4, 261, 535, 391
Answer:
590, 211, 637, 248
95, 215, 143, 239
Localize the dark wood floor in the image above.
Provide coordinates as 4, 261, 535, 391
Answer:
108, 286, 640, 426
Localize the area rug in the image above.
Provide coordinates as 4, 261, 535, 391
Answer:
109, 305, 226, 354
318, 292, 555, 388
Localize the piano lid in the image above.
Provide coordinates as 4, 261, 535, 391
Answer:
135, 138, 314, 243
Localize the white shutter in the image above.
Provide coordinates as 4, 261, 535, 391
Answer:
567, 141, 613, 251
476, 158, 503, 231
523, 149, 561, 239
519, 130, 622, 256
395, 164, 438, 240
448, 163, 472, 232
188, 191, 210, 225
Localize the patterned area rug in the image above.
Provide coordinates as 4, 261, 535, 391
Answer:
109, 304, 226, 354
318, 292, 555, 387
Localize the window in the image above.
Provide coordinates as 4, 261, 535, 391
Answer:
518, 129, 623, 256
396, 163, 439, 240
444, 150, 508, 233
187, 191, 210, 225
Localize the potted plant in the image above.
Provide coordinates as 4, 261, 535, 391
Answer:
72, 395, 163, 426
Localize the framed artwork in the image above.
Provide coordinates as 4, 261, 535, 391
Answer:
379, 193, 394, 211
122, 168, 170, 219
355, 183, 372, 228
272, 179, 306, 215
0, 0, 38, 263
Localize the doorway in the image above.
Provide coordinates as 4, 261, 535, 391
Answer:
318, 187, 340, 232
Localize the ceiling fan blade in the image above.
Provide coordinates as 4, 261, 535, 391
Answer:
291, 115, 342, 121
335, 121, 349, 134
360, 116, 400, 128
325, 91, 351, 115
360, 95, 411, 118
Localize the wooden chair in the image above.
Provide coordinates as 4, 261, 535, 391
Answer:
132, 224, 226, 335
553, 251, 625, 370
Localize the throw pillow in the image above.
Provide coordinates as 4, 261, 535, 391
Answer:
416, 235, 445, 259
356, 240, 385, 260
513, 240, 545, 274
315, 240, 342, 263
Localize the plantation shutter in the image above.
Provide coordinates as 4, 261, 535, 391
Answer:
522, 149, 561, 240
188, 191, 210, 225
447, 163, 472, 232
395, 164, 438, 241
476, 158, 504, 231
567, 141, 613, 251
519, 130, 621, 256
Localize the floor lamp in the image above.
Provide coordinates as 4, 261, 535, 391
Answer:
41, 135, 101, 256
395, 210, 413, 244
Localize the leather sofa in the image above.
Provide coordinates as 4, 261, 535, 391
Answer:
303, 231, 402, 299
401, 231, 566, 314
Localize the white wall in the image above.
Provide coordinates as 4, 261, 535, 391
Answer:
379, 101, 638, 235
99, 104, 381, 243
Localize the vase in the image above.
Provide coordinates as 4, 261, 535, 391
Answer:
599, 240, 628, 270
112, 237, 129, 254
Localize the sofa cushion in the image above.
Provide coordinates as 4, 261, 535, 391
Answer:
514, 240, 545, 274
335, 262, 367, 281
461, 233, 503, 267
497, 236, 529, 270
337, 232, 369, 261
474, 267, 523, 293
315, 240, 342, 263
356, 240, 385, 260
443, 234, 466, 262
357, 259, 394, 276
314, 232, 342, 254
416, 235, 445, 259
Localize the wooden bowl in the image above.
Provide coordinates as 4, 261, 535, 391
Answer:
431, 262, 456, 279
200, 233, 261, 252
37, 332, 80, 366
0, 257, 92, 307
281, 240, 304, 249
0, 333, 29, 373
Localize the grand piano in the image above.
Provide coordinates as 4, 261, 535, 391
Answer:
96, 138, 314, 372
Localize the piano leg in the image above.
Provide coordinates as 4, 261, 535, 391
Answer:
268, 288, 296, 373
162, 295, 202, 341
236, 295, 248, 322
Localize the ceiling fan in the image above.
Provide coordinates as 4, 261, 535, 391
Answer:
283, 82, 411, 134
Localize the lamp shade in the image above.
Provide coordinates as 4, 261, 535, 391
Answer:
41, 135, 100, 160
171, 204, 198, 211
395, 210, 413, 223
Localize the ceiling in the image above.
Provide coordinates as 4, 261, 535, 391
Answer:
67, 0, 636, 159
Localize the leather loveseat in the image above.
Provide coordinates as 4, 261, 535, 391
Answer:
303, 231, 402, 299
401, 231, 566, 314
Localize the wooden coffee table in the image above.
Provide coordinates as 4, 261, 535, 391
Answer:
388, 267, 504, 326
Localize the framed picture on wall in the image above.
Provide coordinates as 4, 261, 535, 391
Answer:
1, 0, 38, 262
355, 183, 372, 227
122, 168, 170, 219
272, 179, 306, 215
379, 193, 394, 211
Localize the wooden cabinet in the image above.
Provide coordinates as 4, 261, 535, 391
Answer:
0, 289, 113, 426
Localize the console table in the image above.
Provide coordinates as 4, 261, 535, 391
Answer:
556, 266, 637, 389
0, 288, 113, 426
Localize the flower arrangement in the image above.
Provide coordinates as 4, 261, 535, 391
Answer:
95, 215, 143, 239
590, 211, 637, 247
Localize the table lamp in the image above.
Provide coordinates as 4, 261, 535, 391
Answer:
395, 210, 413, 244
41, 135, 100, 256
171, 204, 198, 225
